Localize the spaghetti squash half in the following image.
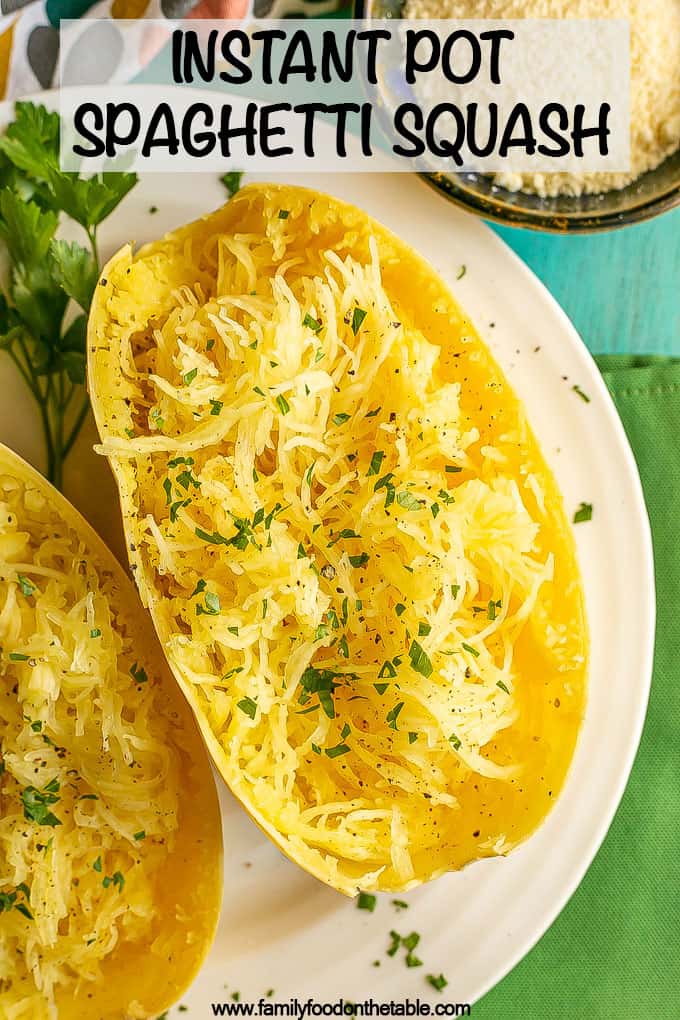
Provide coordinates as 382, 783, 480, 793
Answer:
88, 183, 587, 896
0, 445, 222, 1019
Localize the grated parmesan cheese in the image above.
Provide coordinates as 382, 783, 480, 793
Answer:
403, 0, 680, 197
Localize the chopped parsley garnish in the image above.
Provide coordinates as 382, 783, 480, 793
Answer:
418, 622, 431, 637
430, 502, 440, 518
374, 683, 389, 695
387, 931, 401, 956
572, 384, 591, 403
237, 697, 257, 720
408, 732, 418, 744
0, 885, 33, 920
102, 871, 125, 892
210, 398, 223, 416
456, 265, 466, 280
21, 781, 61, 827
303, 313, 322, 333
197, 591, 221, 616
191, 579, 207, 597
297, 543, 306, 559
573, 502, 593, 523
129, 663, 148, 684
134, 830, 146, 841
333, 412, 350, 425
278, 209, 290, 219
378, 660, 397, 679
299, 667, 347, 719
315, 347, 325, 362
357, 892, 377, 911
90, 627, 101, 638
426, 973, 448, 992
395, 603, 406, 617
367, 451, 385, 476
487, 599, 501, 620
93, 856, 102, 872
10, 653, 30, 661
496, 680, 510, 694
338, 635, 349, 658
351, 307, 367, 335
17, 574, 35, 597
438, 488, 455, 505
409, 640, 433, 678
445, 465, 462, 473
450, 584, 460, 598
386, 702, 404, 730
276, 394, 291, 415
221, 170, 243, 196
397, 491, 422, 511
183, 367, 198, 386
393, 899, 409, 910
195, 527, 230, 545
461, 642, 479, 658
325, 742, 350, 758
449, 733, 462, 750
349, 552, 369, 568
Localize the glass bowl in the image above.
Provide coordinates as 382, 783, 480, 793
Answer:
354, 0, 680, 233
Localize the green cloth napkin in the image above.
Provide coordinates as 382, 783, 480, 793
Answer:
473, 355, 680, 1019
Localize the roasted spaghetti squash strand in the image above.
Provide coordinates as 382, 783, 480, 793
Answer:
88, 184, 587, 895
0, 447, 222, 1020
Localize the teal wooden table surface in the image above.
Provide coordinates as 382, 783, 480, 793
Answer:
492, 206, 680, 357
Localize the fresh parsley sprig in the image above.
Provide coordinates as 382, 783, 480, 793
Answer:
0, 101, 137, 488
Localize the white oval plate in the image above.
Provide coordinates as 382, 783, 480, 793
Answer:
0, 95, 655, 1012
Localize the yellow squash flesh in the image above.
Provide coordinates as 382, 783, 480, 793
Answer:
0, 444, 222, 1019
87, 183, 587, 896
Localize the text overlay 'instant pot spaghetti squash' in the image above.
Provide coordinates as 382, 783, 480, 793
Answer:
88, 184, 587, 896
0, 446, 222, 1019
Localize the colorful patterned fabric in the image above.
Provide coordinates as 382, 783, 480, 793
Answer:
0, 0, 255, 98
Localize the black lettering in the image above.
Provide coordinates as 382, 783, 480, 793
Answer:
467, 102, 498, 157
182, 103, 215, 157
279, 30, 316, 83
360, 102, 372, 155
321, 29, 354, 84
405, 30, 440, 85
218, 103, 258, 157
499, 102, 536, 156
141, 103, 179, 156
251, 29, 286, 86
572, 102, 610, 156
357, 29, 391, 86
479, 29, 513, 84
426, 103, 465, 164
182, 28, 216, 84
105, 102, 141, 157
442, 30, 481, 85
393, 103, 425, 158
73, 103, 105, 157
537, 103, 570, 156
220, 30, 251, 85
293, 102, 322, 157
260, 103, 293, 157
171, 29, 182, 84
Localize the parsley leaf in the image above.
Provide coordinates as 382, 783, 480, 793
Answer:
221, 170, 243, 196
